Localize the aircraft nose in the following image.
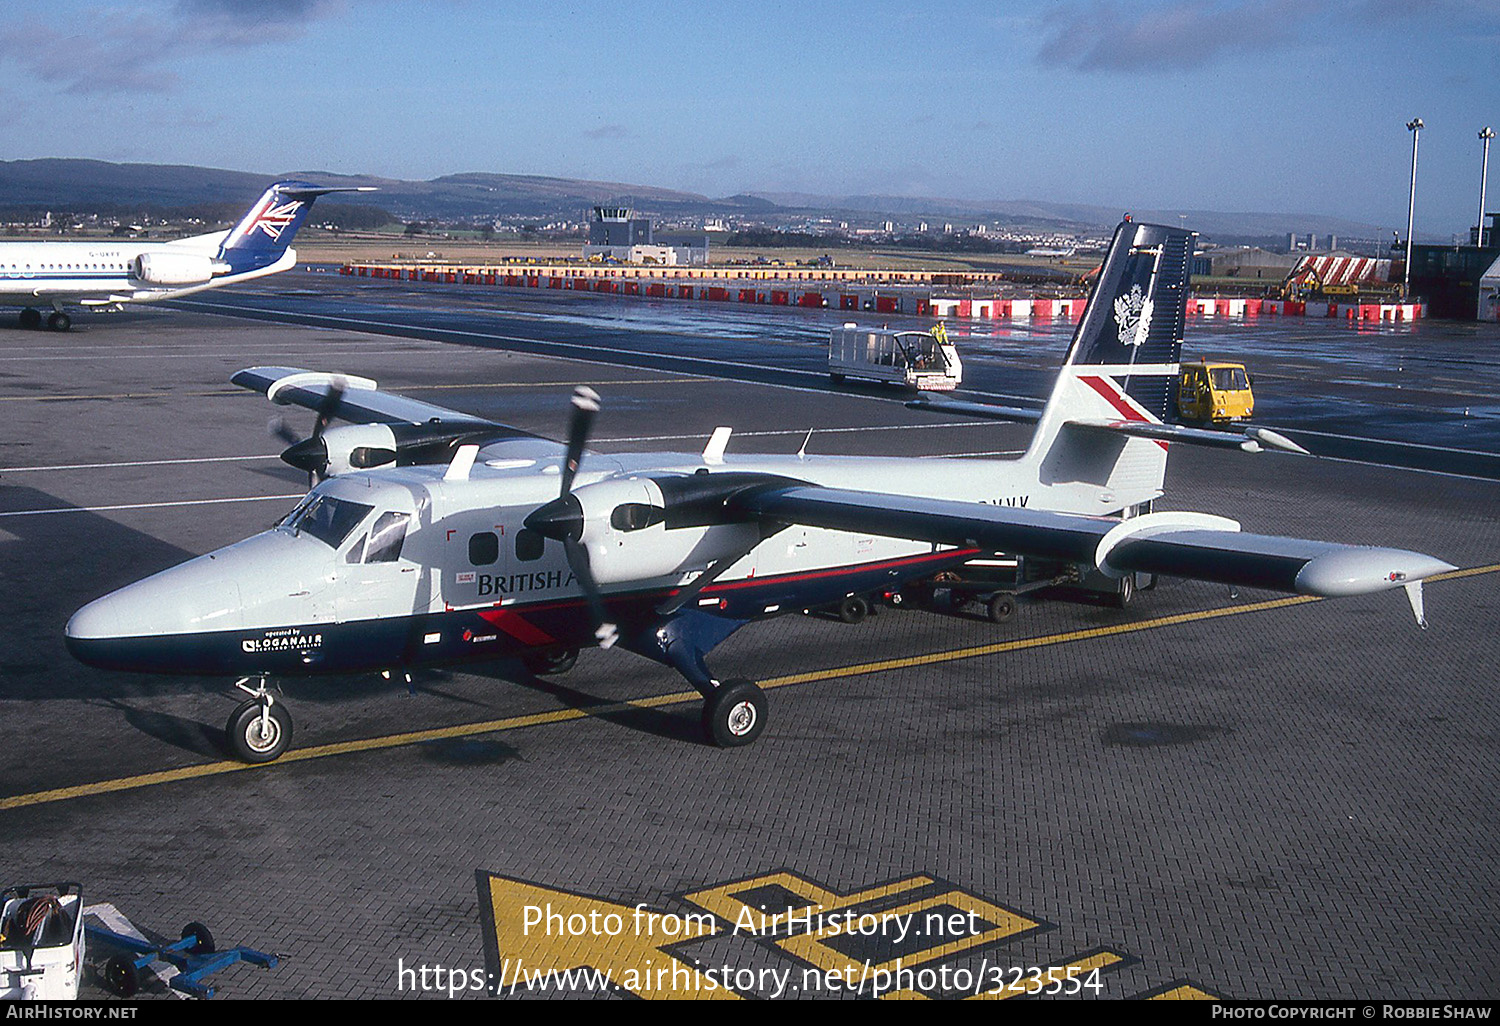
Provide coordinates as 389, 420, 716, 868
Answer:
65, 593, 126, 642
65, 568, 245, 672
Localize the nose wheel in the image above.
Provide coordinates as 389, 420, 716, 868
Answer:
225, 678, 293, 763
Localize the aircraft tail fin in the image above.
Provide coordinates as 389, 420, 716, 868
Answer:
216, 181, 375, 274
1020, 219, 1197, 510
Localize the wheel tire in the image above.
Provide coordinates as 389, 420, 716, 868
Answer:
46, 311, 70, 332
182, 922, 215, 955
18, 308, 41, 330
702, 680, 767, 748
829, 372, 845, 383
104, 955, 139, 998
522, 648, 578, 675
837, 595, 869, 624
225, 700, 292, 763
987, 594, 1017, 624
1111, 574, 1136, 609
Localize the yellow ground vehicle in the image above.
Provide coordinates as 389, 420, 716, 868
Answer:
1177, 360, 1254, 423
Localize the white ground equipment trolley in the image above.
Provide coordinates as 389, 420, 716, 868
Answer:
828, 322, 962, 391
1, 883, 86, 1000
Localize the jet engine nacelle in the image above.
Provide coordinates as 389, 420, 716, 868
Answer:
569, 477, 763, 585
131, 251, 218, 285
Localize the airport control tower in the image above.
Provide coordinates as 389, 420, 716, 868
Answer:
587, 207, 652, 249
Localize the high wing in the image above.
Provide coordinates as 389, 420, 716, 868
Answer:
724, 481, 1452, 611
232, 366, 497, 428
233, 366, 565, 476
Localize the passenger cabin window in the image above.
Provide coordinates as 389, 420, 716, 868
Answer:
515, 528, 544, 562
365, 511, 410, 563
469, 531, 499, 566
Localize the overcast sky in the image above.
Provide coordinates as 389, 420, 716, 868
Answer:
2, 0, 1497, 233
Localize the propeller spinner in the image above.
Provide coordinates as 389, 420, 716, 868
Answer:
271, 379, 346, 486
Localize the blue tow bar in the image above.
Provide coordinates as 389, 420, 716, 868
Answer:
85, 922, 278, 999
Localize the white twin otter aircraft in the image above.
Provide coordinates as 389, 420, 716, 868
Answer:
0, 180, 367, 330
65, 221, 1454, 763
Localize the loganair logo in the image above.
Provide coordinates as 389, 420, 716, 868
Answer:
247, 198, 303, 240
1113, 284, 1153, 348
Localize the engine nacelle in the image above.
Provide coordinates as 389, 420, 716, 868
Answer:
571, 477, 762, 585
131, 251, 217, 285
316, 423, 399, 477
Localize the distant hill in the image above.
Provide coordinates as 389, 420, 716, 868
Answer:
748, 190, 1394, 241
0, 158, 1395, 240
0, 159, 765, 221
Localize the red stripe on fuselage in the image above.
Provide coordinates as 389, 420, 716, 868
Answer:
476, 607, 558, 646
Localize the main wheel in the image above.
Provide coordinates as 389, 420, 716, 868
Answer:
1111, 574, 1136, 609
522, 648, 578, 676
702, 680, 767, 748
987, 594, 1017, 624
18, 308, 41, 330
46, 311, 70, 332
103, 955, 139, 997
225, 700, 292, 763
837, 595, 869, 624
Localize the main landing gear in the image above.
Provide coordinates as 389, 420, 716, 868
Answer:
16, 307, 70, 331
225, 677, 292, 763
701, 679, 767, 747
616, 610, 769, 748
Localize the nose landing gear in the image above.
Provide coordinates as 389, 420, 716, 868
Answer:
225, 677, 293, 763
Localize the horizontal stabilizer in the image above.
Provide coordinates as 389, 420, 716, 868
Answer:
1065, 419, 1310, 454
908, 393, 1307, 454
906, 393, 1043, 423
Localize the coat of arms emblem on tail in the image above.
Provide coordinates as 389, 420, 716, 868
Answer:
1113, 283, 1153, 348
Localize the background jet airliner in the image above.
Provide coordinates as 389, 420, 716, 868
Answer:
0, 180, 371, 330
65, 221, 1455, 764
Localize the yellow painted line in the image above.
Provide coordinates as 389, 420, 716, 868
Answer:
4, 562, 1496, 813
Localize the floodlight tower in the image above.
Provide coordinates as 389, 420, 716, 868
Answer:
1479, 126, 1495, 247
1403, 117, 1423, 299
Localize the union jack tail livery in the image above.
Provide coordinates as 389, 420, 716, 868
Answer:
217, 180, 374, 274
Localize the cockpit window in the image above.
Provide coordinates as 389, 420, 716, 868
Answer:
281, 494, 373, 549
365, 511, 410, 563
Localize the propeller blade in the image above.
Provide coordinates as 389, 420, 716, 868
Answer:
560, 386, 600, 498
311, 379, 347, 441
268, 415, 300, 447
563, 535, 618, 649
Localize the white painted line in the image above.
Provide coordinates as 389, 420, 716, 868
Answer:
0, 455, 278, 473
596, 421, 1012, 444
0, 494, 303, 518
